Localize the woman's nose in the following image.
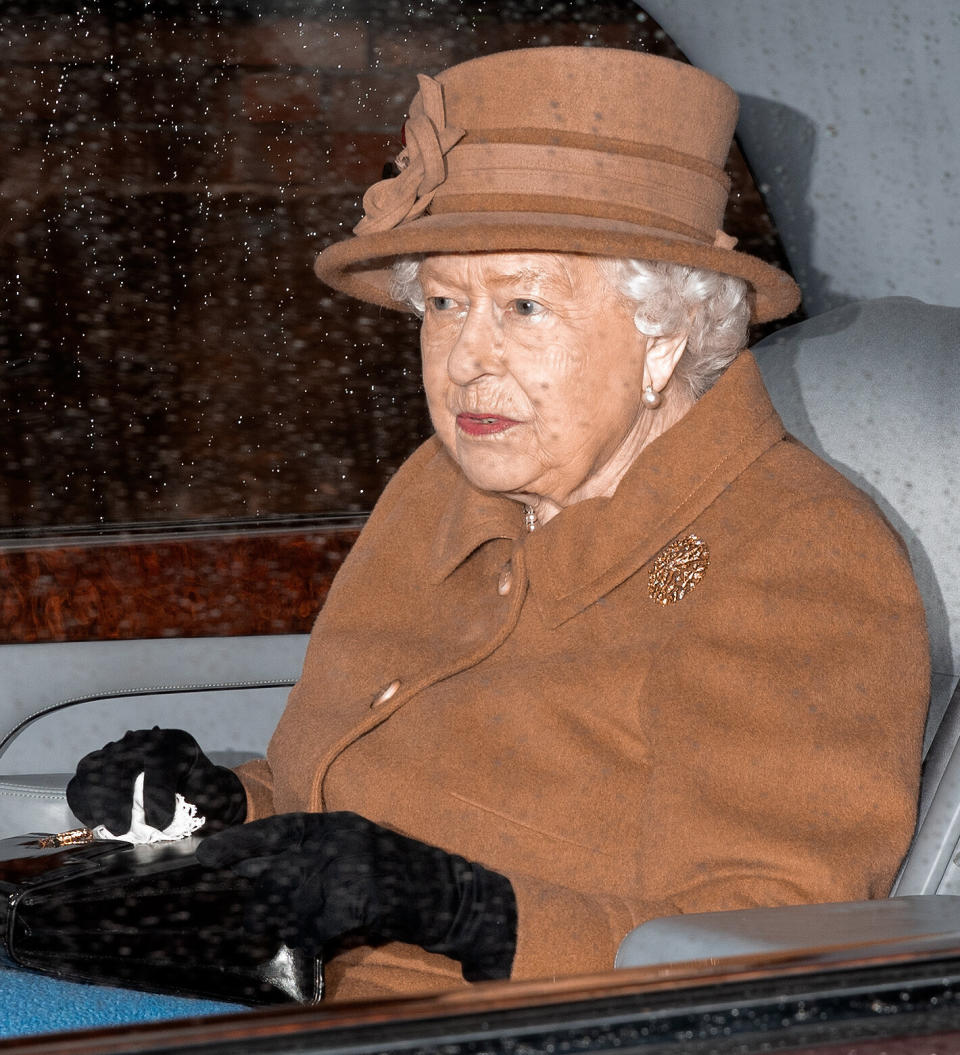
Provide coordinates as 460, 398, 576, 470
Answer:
446, 307, 503, 385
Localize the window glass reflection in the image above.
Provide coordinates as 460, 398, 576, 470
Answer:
1, 0, 707, 532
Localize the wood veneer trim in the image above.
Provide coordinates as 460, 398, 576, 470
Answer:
0, 528, 360, 644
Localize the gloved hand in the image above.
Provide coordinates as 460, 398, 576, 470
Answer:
196, 811, 517, 981
66, 727, 247, 837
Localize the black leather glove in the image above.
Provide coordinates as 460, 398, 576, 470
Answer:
66, 727, 247, 837
196, 811, 517, 982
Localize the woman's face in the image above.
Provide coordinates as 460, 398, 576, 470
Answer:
419, 251, 665, 511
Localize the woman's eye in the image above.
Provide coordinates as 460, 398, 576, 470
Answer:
427, 296, 457, 312
512, 299, 544, 317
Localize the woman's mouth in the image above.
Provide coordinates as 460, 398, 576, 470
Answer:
456, 412, 520, 436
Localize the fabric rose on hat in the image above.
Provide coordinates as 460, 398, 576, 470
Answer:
354, 74, 466, 236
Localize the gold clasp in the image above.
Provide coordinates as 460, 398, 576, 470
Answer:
35, 828, 96, 849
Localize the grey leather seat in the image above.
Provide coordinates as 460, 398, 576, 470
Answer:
618, 296, 960, 967
0, 634, 306, 834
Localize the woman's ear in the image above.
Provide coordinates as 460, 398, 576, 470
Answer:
642, 331, 689, 395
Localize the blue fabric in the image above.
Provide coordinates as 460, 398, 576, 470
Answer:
0, 966, 245, 1038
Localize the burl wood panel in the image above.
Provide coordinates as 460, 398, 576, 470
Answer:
0, 525, 361, 644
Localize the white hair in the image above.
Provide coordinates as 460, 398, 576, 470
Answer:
597, 258, 751, 398
389, 255, 751, 399
392, 256, 427, 315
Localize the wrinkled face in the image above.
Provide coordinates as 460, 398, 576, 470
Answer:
419, 252, 653, 508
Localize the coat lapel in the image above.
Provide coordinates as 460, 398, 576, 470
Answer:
522, 352, 786, 627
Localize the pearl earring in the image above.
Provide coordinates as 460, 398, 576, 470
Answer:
642, 385, 662, 409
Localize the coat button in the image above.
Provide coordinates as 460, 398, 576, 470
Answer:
371, 679, 401, 708
497, 565, 513, 596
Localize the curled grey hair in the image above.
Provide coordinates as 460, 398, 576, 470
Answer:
392, 257, 427, 315
597, 259, 751, 399
390, 255, 750, 399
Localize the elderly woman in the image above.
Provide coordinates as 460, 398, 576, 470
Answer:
68, 48, 929, 1001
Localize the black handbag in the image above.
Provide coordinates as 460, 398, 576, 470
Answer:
0, 830, 324, 1006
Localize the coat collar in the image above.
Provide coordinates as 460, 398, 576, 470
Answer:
431, 351, 785, 625
431, 463, 525, 583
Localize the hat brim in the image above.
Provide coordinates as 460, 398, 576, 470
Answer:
314, 212, 801, 324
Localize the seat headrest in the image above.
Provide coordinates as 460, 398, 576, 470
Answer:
754, 296, 960, 682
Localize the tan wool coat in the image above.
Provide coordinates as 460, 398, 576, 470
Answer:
236, 351, 930, 1002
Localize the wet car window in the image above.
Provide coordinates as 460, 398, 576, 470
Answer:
0, 0, 712, 535
2, 4, 956, 1051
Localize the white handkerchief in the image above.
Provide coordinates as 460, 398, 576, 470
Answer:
93, 771, 206, 843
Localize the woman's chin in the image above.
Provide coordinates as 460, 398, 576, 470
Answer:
455, 453, 539, 501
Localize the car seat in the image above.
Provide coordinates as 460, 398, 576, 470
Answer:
618, 295, 960, 967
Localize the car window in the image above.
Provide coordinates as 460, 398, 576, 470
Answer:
0, 0, 793, 538
0, 2, 804, 1045
0, 3, 955, 1053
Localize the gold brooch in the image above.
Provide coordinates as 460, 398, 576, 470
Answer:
648, 535, 710, 605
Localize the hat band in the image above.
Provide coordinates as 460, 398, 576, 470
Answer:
463, 128, 730, 185
430, 194, 709, 243
433, 142, 728, 244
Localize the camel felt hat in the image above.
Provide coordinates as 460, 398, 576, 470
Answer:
314, 47, 800, 323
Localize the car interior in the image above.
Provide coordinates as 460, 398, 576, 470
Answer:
1, 294, 957, 972
1, 0, 957, 1048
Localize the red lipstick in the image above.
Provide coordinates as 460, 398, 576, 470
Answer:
456, 412, 520, 436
